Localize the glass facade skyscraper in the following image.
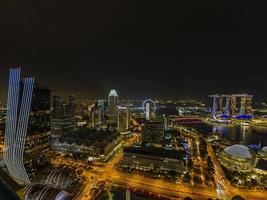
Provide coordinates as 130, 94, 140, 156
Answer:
108, 90, 118, 124
117, 106, 130, 133
51, 95, 75, 139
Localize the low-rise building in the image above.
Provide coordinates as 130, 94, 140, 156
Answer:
55, 128, 122, 161
120, 146, 186, 173
142, 121, 164, 145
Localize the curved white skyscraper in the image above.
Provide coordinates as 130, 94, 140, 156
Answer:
4, 68, 51, 184
4, 68, 34, 184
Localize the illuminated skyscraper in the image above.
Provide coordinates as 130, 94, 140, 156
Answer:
68, 95, 76, 117
245, 97, 253, 114
51, 95, 75, 140
97, 100, 105, 112
209, 94, 253, 118
4, 68, 51, 184
108, 90, 118, 124
117, 106, 130, 133
96, 99, 106, 125
90, 108, 102, 128
218, 96, 224, 114
224, 96, 230, 115
240, 96, 253, 115
230, 96, 237, 115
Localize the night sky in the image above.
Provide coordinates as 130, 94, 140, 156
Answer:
0, 1, 267, 100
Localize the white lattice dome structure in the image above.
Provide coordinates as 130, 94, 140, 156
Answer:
219, 145, 255, 172
262, 146, 267, 152
224, 144, 253, 159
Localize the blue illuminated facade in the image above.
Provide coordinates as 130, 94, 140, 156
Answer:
4, 68, 34, 183
234, 114, 253, 120
3, 68, 51, 184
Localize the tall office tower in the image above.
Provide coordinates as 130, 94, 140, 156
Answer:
90, 108, 102, 128
224, 96, 230, 115
108, 90, 118, 124
117, 106, 130, 133
4, 68, 51, 184
67, 95, 76, 117
52, 95, 75, 118
90, 109, 95, 128
52, 95, 61, 116
97, 100, 105, 112
230, 96, 237, 115
245, 97, 253, 114
96, 99, 106, 125
51, 96, 75, 140
240, 97, 246, 114
208, 95, 218, 117
240, 96, 253, 115
142, 121, 164, 145
218, 96, 224, 114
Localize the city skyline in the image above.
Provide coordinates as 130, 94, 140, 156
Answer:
0, 66, 265, 102
1, 2, 267, 200
0, 68, 267, 200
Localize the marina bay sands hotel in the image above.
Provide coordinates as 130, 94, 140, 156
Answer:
208, 94, 253, 118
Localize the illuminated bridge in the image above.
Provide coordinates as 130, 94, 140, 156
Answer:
170, 115, 203, 125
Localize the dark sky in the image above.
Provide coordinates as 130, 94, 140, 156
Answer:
0, 1, 267, 100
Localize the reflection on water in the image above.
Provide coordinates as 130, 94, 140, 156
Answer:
211, 124, 267, 146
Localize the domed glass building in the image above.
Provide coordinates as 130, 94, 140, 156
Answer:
261, 146, 267, 156
262, 146, 267, 152
219, 144, 256, 172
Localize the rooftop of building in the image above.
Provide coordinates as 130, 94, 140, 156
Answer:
123, 146, 186, 160
223, 144, 254, 160
108, 89, 118, 97
58, 128, 120, 147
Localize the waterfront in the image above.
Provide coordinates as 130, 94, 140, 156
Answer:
202, 123, 267, 146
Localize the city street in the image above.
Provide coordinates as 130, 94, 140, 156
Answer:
51, 128, 267, 200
